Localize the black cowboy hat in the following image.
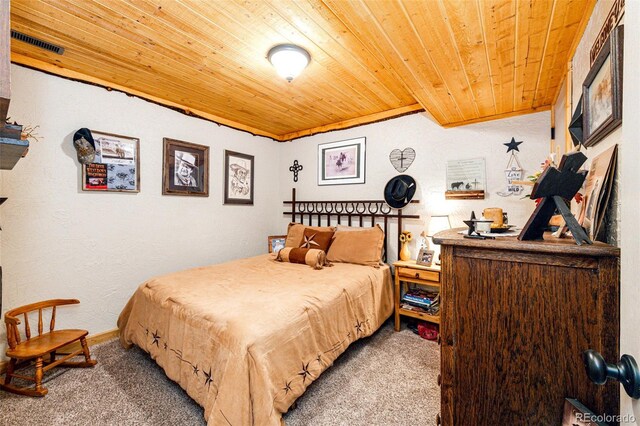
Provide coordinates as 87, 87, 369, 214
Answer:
384, 175, 417, 208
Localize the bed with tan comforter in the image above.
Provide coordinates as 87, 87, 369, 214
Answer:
118, 254, 392, 425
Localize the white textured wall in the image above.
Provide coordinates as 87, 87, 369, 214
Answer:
0, 65, 281, 358
561, 0, 639, 419
552, 79, 567, 154
278, 112, 550, 261
620, 0, 640, 421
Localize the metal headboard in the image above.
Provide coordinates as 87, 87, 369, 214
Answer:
283, 188, 420, 262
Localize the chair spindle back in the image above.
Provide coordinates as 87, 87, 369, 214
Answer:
4, 299, 80, 350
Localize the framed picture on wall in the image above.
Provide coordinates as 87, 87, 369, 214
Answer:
317, 137, 366, 185
224, 150, 254, 205
582, 25, 623, 148
162, 138, 209, 196
82, 130, 140, 193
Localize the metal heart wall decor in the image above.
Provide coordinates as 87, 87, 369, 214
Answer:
389, 148, 416, 173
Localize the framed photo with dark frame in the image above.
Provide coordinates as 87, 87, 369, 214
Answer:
162, 138, 209, 197
82, 130, 140, 193
224, 150, 254, 205
268, 235, 286, 254
583, 25, 623, 148
318, 137, 366, 185
416, 249, 435, 267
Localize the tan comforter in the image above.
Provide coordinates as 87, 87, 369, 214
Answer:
118, 254, 392, 425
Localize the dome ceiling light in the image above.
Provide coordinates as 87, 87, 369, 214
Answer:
267, 44, 311, 82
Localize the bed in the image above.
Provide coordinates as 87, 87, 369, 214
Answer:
117, 190, 419, 425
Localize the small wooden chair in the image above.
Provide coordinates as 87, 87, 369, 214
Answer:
1, 299, 97, 396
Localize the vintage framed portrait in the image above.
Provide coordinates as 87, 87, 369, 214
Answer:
82, 130, 140, 193
582, 25, 623, 148
268, 235, 286, 254
317, 137, 366, 186
162, 138, 209, 196
416, 249, 435, 267
224, 150, 254, 205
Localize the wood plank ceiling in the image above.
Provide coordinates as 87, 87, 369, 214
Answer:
8, 0, 594, 141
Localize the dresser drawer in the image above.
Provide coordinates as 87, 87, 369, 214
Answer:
397, 267, 440, 282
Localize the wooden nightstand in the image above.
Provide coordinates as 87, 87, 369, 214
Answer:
393, 260, 441, 331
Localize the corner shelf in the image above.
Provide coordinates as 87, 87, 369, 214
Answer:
0, 137, 29, 170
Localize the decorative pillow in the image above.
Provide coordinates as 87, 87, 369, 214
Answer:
300, 228, 334, 252
276, 248, 329, 270
284, 222, 336, 248
327, 225, 385, 267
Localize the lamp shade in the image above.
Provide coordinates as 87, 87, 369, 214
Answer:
267, 44, 311, 82
427, 215, 452, 237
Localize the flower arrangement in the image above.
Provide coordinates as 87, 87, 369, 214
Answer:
399, 230, 413, 243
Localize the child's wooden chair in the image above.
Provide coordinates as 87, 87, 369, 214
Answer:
1, 299, 97, 396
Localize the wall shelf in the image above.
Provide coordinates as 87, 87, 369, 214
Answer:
0, 137, 29, 170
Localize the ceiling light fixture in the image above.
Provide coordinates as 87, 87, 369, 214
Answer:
267, 44, 311, 82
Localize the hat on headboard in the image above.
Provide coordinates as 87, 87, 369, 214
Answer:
384, 175, 417, 209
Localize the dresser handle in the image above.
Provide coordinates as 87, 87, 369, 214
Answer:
435, 413, 441, 425
583, 350, 640, 398
415, 272, 420, 278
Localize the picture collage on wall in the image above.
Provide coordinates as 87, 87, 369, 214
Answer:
82, 130, 140, 193
76, 129, 254, 204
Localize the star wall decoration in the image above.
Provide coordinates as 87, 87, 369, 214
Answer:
282, 381, 293, 395
192, 364, 199, 376
504, 137, 523, 153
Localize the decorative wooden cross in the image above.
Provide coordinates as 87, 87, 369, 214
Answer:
289, 160, 303, 182
518, 151, 592, 245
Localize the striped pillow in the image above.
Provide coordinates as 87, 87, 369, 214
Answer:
276, 248, 329, 270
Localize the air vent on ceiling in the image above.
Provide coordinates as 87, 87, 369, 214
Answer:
11, 30, 65, 55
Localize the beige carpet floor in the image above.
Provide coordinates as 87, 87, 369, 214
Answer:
0, 320, 440, 425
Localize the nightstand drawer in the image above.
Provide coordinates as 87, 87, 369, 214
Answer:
397, 267, 440, 282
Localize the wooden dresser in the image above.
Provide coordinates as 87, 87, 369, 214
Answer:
433, 229, 620, 425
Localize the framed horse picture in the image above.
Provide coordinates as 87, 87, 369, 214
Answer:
317, 137, 366, 186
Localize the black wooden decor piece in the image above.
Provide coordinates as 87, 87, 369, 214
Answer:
289, 160, 303, 182
568, 96, 584, 147
518, 152, 592, 245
